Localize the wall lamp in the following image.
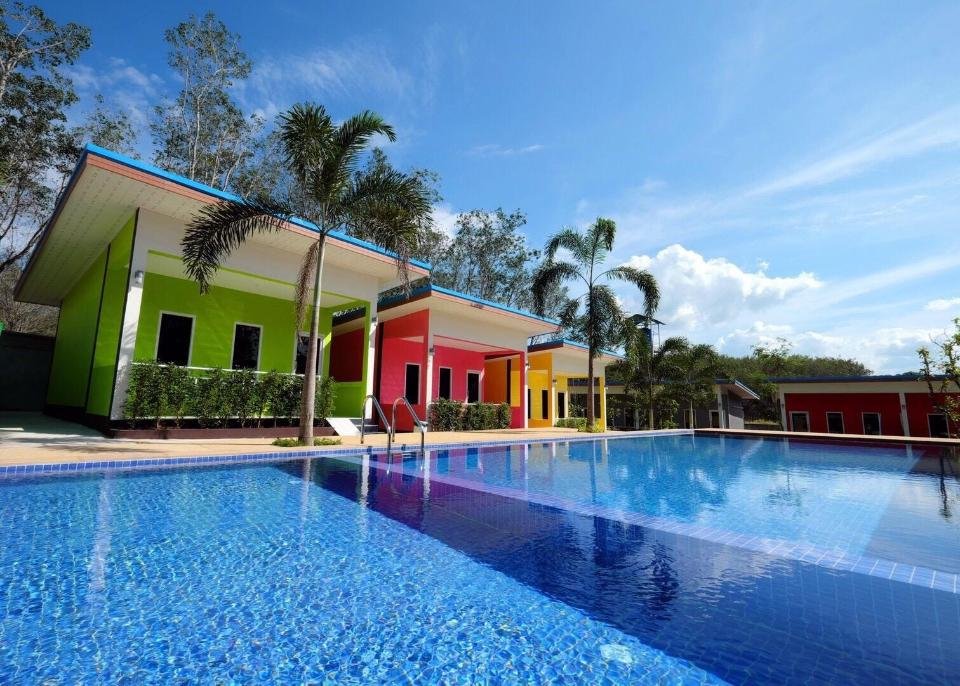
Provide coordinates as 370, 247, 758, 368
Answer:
133, 270, 144, 287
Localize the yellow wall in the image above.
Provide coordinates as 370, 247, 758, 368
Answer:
528, 352, 552, 428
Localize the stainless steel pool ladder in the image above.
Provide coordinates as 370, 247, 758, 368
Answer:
391, 396, 427, 455
360, 395, 392, 452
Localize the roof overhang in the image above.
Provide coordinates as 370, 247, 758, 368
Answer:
378, 284, 558, 337
16, 144, 429, 306
527, 340, 622, 365
716, 379, 761, 400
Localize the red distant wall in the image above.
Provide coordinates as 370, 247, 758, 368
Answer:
329, 328, 364, 382
784, 392, 904, 435
377, 310, 428, 431
905, 392, 958, 437
433, 345, 485, 402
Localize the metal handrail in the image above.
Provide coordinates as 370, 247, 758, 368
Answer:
391, 396, 427, 455
360, 395, 392, 453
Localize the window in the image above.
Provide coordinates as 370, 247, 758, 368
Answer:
231, 324, 261, 370
790, 412, 810, 432
404, 363, 421, 403
506, 359, 512, 404
438, 367, 452, 400
527, 388, 531, 419
928, 413, 949, 438
862, 412, 881, 436
294, 333, 321, 375
593, 394, 601, 419
156, 313, 193, 366
467, 371, 480, 403
826, 412, 844, 434
541, 389, 549, 420
710, 410, 722, 428
557, 392, 566, 419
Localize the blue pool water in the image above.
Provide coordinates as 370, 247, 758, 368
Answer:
1, 434, 958, 683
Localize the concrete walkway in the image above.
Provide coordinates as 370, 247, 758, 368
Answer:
0, 412, 604, 467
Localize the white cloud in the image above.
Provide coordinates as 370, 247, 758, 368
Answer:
430, 204, 458, 237
468, 143, 544, 157
816, 253, 960, 308
747, 106, 960, 197
716, 321, 940, 373
623, 244, 821, 329
926, 297, 960, 311
239, 42, 413, 115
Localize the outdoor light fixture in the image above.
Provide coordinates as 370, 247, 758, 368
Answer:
133, 270, 144, 286
428, 346, 435, 355
371, 314, 378, 324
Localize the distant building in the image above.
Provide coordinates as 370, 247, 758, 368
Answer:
773, 375, 958, 438
604, 378, 759, 430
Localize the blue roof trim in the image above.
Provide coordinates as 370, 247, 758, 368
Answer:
378, 282, 560, 326
83, 143, 432, 271
528, 338, 624, 360
769, 374, 934, 383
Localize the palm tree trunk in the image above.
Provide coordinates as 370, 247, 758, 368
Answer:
298, 235, 327, 444
587, 353, 595, 427
689, 399, 695, 429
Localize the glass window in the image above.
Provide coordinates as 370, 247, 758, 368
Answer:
862, 412, 881, 435
826, 412, 844, 434
541, 389, 549, 419
156, 313, 193, 366
790, 412, 810, 432
557, 392, 566, 418
295, 334, 320, 375
404, 363, 420, 404
527, 388, 531, 419
929, 414, 949, 438
438, 367, 452, 400
467, 372, 480, 403
232, 324, 261, 370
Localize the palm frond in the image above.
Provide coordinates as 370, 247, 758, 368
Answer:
318, 111, 396, 205
603, 265, 661, 315
295, 239, 320, 327
592, 217, 617, 253
544, 228, 590, 264
182, 196, 294, 292
531, 260, 581, 316
279, 103, 334, 188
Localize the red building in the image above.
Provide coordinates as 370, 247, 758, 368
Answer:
332, 284, 557, 430
774, 376, 957, 438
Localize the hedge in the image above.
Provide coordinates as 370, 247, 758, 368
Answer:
124, 360, 337, 429
428, 398, 511, 431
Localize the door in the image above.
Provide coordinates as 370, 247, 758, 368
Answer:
790, 412, 810, 432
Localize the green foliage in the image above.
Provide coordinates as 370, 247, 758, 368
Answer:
160, 363, 192, 427
428, 400, 511, 431
555, 417, 587, 430
124, 360, 162, 428
272, 436, 342, 447
0, 1, 91, 276
918, 317, 960, 437
193, 367, 230, 427
226, 368, 258, 427
314, 375, 337, 422
429, 398, 463, 431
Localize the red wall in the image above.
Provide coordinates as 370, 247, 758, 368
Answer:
377, 311, 428, 431
784, 392, 904, 435
905, 393, 957, 437
433, 345, 485, 402
329, 328, 364, 382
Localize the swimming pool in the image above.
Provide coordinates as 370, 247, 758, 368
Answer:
1, 434, 958, 683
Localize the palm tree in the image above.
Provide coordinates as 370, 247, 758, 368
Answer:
182, 103, 432, 444
531, 218, 659, 427
671, 343, 720, 428
610, 329, 687, 429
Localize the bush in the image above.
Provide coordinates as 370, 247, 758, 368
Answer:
192, 367, 230, 427
555, 417, 587, 430
272, 436, 342, 447
160, 363, 192, 427
315, 375, 337, 422
124, 360, 162, 428
226, 369, 259, 427
494, 402, 511, 429
429, 398, 464, 431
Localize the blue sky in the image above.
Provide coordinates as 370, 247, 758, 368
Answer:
48, 0, 960, 372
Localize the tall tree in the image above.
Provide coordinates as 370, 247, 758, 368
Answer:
918, 318, 960, 438
670, 342, 721, 428
182, 103, 432, 444
151, 12, 266, 193
0, 1, 90, 275
72, 94, 137, 155
610, 330, 689, 429
532, 218, 659, 427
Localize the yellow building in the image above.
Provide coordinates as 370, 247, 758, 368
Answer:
526, 340, 621, 428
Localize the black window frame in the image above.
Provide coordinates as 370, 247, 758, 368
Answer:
404, 363, 421, 404
231, 323, 261, 371
790, 411, 810, 432
557, 391, 566, 419
438, 367, 452, 400
466, 371, 480, 404
294, 333, 321, 375
826, 411, 844, 434
928, 413, 949, 438
862, 412, 882, 436
156, 312, 194, 367
541, 389, 549, 420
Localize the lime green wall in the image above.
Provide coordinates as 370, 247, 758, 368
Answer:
87, 216, 136, 416
46, 214, 137, 414
134, 271, 337, 375
46, 252, 107, 407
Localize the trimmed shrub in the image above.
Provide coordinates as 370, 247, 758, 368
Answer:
315, 375, 337, 423
160, 363, 192, 428
124, 360, 162, 428
555, 417, 587, 430
226, 369, 259, 427
494, 402, 511, 429
429, 398, 464, 431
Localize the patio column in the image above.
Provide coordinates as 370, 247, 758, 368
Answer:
551, 376, 558, 426
521, 351, 528, 429
364, 300, 378, 402
110, 216, 146, 420
423, 328, 434, 414
899, 391, 910, 436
